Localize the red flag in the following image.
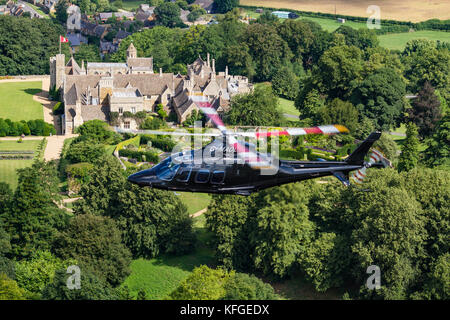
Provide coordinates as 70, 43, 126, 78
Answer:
60, 35, 69, 43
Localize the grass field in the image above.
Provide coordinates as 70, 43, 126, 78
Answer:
121, 214, 215, 299
378, 30, 450, 50
0, 139, 42, 190
278, 97, 300, 117
240, 0, 450, 22
177, 192, 212, 215
0, 81, 43, 121
122, 0, 145, 11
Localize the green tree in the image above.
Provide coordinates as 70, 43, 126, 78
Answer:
295, 87, 325, 123
334, 26, 379, 50
352, 67, 406, 131
225, 85, 284, 126
423, 114, 450, 168
398, 123, 420, 172
74, 44, 101, 63
65, 141, 106, 164
2, 161, 67, 258
318, 98, 359, 132
271, 66, 299, 100
206, 194, 255, 270
223, 44, 255, 79
250, 183, 315, 278
244, 23, 292, 82
0, 16, 70, 75
408, 81, 442, 139
403, 39, 450, 100
223, 273, 279, 300
298, 232, 349, 292
15, 251, 75, 296
169, 265, 233, 300
414, 253, 449, 299
0, 273, 26, 300
53, 214, 132, 287
112, 184, 196, 258
313, 44, 364, 100
214, 0, 238, 14
74, 120, 117, 143
55, 0, 69, 24
42, 269, 119, 300
155, 2, 183, 28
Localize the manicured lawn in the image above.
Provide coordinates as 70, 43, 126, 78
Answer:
378, 30, 450, 51
0, 139, 42, 189
122, 0, 146, 11
278, 97, 300, 116
176, 192, 212, 215
0, 81, 44, 121
0, 140, 41, 151
121, 215, 215, 299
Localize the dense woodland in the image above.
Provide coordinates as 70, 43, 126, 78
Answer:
0, 8, 449, 300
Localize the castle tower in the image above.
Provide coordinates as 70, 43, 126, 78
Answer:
50, 54, 66, 91
98, 73, 114, 104
127, 42, 137, 59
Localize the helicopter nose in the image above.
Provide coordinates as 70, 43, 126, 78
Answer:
127, 169, 156, 186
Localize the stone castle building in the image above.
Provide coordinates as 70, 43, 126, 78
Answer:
50, 43, 253, 134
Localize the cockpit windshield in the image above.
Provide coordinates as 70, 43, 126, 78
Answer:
155, 157, 180, 181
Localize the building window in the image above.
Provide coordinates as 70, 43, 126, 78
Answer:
131, 107, 136, 114
119, 107, 123, 114
124, 121, 130, 129
167, 94, 171, 100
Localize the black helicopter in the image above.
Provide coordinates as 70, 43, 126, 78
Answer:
125, 93, 391, 195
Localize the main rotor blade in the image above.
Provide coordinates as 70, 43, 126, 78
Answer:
113, 127, 221, 136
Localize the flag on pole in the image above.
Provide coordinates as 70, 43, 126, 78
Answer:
60, 35, 69, 43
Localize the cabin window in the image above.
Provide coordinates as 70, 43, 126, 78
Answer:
195, 170, 210, 183
176, 167, 191, 182
124, 121, 130, 129
211, 171, 225, 184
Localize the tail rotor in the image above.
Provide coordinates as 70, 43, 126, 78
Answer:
350, 149, 392, 185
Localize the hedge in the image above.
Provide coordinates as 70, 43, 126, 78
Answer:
140, 134, 176, 152
115, 135, 141, 153
118, 148, 159, 163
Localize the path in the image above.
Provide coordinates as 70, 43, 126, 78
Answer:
190, 208, 207, 218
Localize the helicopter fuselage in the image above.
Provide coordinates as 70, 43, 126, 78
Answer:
127, 152, 363, 195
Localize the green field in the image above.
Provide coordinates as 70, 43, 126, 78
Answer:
176, 192, 212, 215
298, 16, 367, 32
0, 139, 42, 190
121, 215, 215, 299
122, 0, 146, 11
0, 81, 44, 121
278, 97, 300, 117
378, 30, 450, 50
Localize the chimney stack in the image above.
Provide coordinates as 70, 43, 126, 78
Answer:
225, 65, 228, 77
212, 59, 215, 73
207, 53, 210, 67
159, 68, 162, 77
